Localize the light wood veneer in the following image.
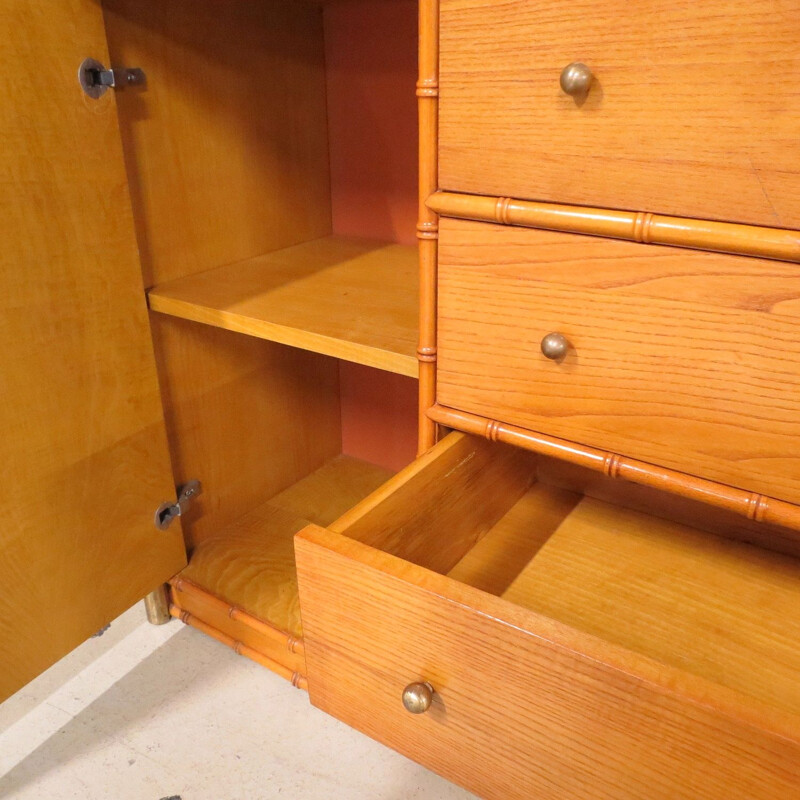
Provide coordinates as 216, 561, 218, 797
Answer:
503, 496, 800, 717
179, 454, 392, 635
0, 0, 186, 702
149, 317, 343, 551
149, 236, 419, 377
103, 0, 332, 287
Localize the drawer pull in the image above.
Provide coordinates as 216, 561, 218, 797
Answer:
402, 681, 434, 714
540, 332, 570, 360
559, 62, 593, 97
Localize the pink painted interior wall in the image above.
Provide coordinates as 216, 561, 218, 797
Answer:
325, 0, 420, 471
324, 0, 418, 246
339, 362, 418, 472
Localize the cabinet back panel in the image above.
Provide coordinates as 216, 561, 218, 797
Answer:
324, 0, 418, 245
103, 0, 332, 287
339, 363, 417, 472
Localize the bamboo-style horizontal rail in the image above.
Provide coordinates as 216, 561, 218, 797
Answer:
427, 404, 800, 532
427, 191, 800, 263
169, 602, 307, 690
171, 577, 305, 658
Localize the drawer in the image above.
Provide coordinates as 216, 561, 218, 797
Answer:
436, 217, 800, 506
296, 432, 800, 800
439, 0, 800, 228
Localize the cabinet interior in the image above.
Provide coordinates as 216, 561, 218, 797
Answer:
335, 433, 800, 719
102, 0, 419, 641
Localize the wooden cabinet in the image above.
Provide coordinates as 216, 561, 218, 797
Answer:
1, 0, 420, 698
4, 0, 800, 798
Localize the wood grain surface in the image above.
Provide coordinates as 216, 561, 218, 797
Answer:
149, 316, 342, 550
149, 236, 419, 377
180, 455, 392, 635
504, 496, 800, 717
330, 432, 536, 574
103, 0, 332, 287
297, 525, 800, 800
439, 0, 800, 228
437, 218, 800, 505
0, 0, 186, 701
537, 454, 800, 559
447, 482, 580, 595
268, 454, 393, 528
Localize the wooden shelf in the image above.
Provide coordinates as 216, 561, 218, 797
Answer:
450, 489, 800, 717
178, 455, 393, 636
148, 236, 419, 377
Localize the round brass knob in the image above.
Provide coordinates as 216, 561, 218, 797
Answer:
540, 332, 569, 360
560, 62, 593, 96
402, 682, 434, 714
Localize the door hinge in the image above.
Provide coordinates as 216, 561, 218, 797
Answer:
154, 480, 202, 531
78, 58, 146, 99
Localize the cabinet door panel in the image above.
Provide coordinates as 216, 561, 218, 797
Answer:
0, 0, 186, 701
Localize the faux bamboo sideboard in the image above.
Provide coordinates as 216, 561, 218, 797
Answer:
3, 1, 800, 798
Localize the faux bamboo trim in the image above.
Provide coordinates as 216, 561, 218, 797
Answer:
170, 604, 308, 690
427, 404, 800, 532
171, 577, 305, 658
427, 191, 800, 263
416, 0, 440, 454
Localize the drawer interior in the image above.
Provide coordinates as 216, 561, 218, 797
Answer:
332, 432, 800, 718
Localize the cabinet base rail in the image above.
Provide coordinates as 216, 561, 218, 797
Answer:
169, 577, 307, 690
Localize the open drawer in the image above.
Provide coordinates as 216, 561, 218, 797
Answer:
296, 432, 800, 800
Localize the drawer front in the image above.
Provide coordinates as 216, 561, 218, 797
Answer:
439, 0, 800, 228
296, 525, 800, 800
437, 218, 800, 505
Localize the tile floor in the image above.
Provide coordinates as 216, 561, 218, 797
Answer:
0, 604, 476, 799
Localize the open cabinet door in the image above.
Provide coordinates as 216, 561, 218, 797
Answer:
0, 0, 187, 701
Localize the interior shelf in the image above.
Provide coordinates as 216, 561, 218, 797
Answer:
447, 484, 800, 717
178, 454, 393, 636
148, 236, 419, 377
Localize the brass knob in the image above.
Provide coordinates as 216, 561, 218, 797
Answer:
560, 62, 593, 96
541, 332, 569, 360
402, 682, 434, 714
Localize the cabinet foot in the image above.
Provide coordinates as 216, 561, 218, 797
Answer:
143, 584, 172, 625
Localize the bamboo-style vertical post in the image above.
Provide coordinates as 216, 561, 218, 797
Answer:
416, 0, 439, 454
